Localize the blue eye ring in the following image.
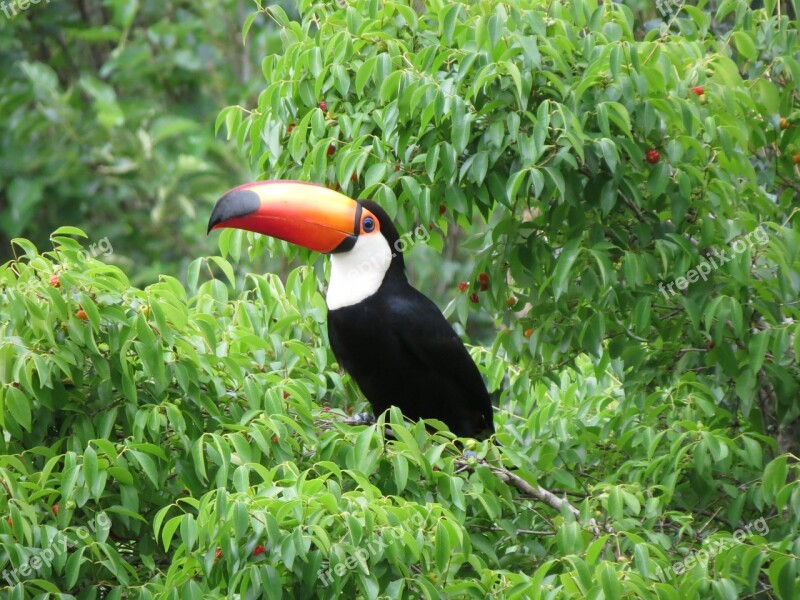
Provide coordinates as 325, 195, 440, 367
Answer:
362, 216, 375, 232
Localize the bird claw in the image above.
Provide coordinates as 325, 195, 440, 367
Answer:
463, 450, 479, 460
351, 412, 375, 425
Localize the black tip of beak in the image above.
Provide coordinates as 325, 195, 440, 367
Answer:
207, 188, 261, 234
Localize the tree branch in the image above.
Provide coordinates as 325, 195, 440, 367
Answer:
459, 459, 605, 537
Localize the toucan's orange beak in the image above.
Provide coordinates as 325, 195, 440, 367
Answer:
207, 180, 361, 253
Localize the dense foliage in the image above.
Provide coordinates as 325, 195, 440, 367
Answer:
1, 0, 799, 598
0, 0, 278, 283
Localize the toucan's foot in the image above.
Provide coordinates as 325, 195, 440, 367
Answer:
463, 450, 479, 460
350, 412, 375, 425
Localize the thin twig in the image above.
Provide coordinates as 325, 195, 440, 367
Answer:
697, 506, 722, 535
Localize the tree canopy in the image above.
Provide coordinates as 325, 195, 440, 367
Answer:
0, 0, 799, 598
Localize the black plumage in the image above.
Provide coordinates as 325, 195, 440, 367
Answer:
327, 202, 494, 439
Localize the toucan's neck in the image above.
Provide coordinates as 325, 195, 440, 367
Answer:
326, 234, 406, 310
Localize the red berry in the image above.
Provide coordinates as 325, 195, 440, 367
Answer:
458, 282, 468, 293
469, 293, 479, 304
286, 123, 295, 134
253, 545, 266, 556
283, 391, 289, 399
271, 436, 279, 443
322, 405, 331, 412
351, 173, 358, 182
319, 100, 327, 111
52, 504, 59, 516
394, 164, 401, 171
49, 273, 60, 288
645, 149, 660, 164
438, 204, 446, 215
506, 296, 518, 307
215, 547, 222, 560
523, 328, 533, 338
7, 518, 12, 526
707, 341, 715, 350
76, 309, 88, 321
478, 272, 489, 291
327, 144, 336, 157
690, 86, 704, 96
432, 466, 440, 472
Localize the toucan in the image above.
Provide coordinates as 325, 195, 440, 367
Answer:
208, 180, 494, 438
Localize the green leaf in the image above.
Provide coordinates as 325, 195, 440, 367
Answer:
747, 331, 769, 374
161, 515, 182, 551
633, 296, 651, 335
731, 31, 758, 61
6, 387, 31, 431
83, 444, 101, 500
65, 547, 86, 588
208, 256, 236, 288
356, 56, 377, 95
762, 456, 788, 502
380, 71, 403, 104
452, 98, 472, 154
130, 450, 160, 487
50, 226, 89, 239
440, 3, 461, 44
599, 562, 622, 598
552, 237, 582, 300
242, 11, 258, 44
435, 522, 451, 571
393, 455, 408, 492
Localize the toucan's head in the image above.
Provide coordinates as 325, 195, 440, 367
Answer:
208, 180, 405, 307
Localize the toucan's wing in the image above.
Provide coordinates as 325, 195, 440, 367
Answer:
385, 286, 495, 437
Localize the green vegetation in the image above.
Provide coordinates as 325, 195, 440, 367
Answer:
1, 0, 799, 598
0, 0, 277, 283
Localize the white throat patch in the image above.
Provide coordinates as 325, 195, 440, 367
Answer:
326, 234, 392, 310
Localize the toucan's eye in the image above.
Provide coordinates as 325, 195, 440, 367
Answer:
362, 216, 375, 232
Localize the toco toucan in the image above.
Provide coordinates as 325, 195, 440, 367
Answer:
208, 180, 494, 438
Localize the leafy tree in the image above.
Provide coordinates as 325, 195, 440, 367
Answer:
0, 0, 282, 283
1, 0, 799, 598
